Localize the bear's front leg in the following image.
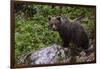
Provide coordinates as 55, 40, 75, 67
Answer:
62, 41, 69, 48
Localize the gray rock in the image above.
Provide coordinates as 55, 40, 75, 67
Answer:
17, 43, 95, 65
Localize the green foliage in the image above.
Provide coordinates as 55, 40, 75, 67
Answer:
15, 3, 95, 62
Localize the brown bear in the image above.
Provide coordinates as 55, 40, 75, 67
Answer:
48, 16, 89, 50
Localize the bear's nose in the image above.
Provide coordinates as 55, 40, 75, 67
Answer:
52, 25, 56, 29
52, 25, 57, 31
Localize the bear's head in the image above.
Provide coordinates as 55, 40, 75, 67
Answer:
48, 16, 63, 31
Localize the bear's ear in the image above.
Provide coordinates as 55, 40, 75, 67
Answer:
48, 16, 51, 21
56, 16, 61, 21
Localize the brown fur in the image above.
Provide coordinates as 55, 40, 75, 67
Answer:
48, 16, 89, 50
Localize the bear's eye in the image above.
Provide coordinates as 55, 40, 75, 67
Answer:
50, 23, 53, 26
55, 22, 60, 26
49, 23, 53, 27
55, 22, 58, 25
